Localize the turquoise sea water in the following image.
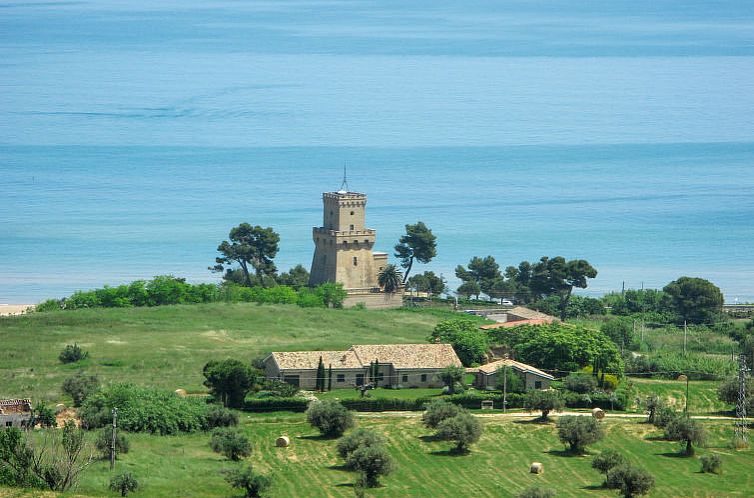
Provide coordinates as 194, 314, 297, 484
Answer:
1, 1, 753, 303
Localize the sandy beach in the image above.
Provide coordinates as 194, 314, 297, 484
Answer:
0, 304, 35, 316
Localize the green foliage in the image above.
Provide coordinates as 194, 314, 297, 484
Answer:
663, 277, 723, 325
277, 264, 310, 290
455, 256, 501, 298
203, 359, 261, 408
406, 271, 447, 297
394, 221, 437, 283
61, 372, 100, 407
592, 449, 628, 480
527, 256, 598, 321
204, 405, 239, 429
211, 223, 280, 286
664, 415, 707, 456
337, 428, 386, 463
717, 376, 754, 412
564, 373, 597, 394
440, 365, 466, 394
346, 444, 396, 488
496, 366, 526, 394
59, 343, 89, 363
625, 351, 735, 380
537, 295, 606, 319
305, 400, 354, 437
378, 264, 402, 293
601, 318, 635, 350
316, 282, 347, 308
606, 464, 655, 498
209, 427, 252, 461
643, 395, 666, 425
109, 472, 138, 496
94, 428, 129, 460
430, 318, 489, 366
0, 427, 43, 488
524, 389, 564, 420
421, 399, 462, 429
260, 379, 299, 398
435, 411, 483, 452
223, 465, 271, 498
556, 415, 604, 453
33, 403, 57, 428
456, 281, 481, 299
79, 384, 209, 435
700, 453, 722, 474
602, 289, 671, 317
517, 487, 556, 498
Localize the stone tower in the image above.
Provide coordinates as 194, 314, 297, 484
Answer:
309, 189, 387, 290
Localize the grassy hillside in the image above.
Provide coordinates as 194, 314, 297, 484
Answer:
0, 304, 451, 403
4, 414, 752, 497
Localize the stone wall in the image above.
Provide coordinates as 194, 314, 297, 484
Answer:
343, 291, 404, 309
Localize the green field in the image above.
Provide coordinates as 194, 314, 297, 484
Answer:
631, 378, 730, 416
0, 304, 449, 403
4, 413, 752, 498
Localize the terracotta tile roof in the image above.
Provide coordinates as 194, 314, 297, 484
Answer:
480, 318, 552, 330
475, 359, 554, 380
0, 399, 32, 415
270, 350, 362, 370
507, 306, 558, 322
351, 344, 462, 369
270, 344, 462, 370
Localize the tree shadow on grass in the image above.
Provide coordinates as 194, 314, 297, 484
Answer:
546, 448, 589, 458
328, 464, 352, 472
644, 435, 671, 442
514, 418, 551, 425
582, 484, 605, 491
418, 434, 443, 443
657, 451, 692, 458
430, 448, 470, 457
335, 483, 355, 488
298, 433, 337, 441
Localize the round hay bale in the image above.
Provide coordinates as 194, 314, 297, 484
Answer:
174, 388, 188, 397
592, 408, 605, 420
276, 436, 290, 448
55, 403, 66, 414
530, 462, 544, 474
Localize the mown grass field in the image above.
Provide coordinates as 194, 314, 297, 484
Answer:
0, 304, 452, 403
3, 413, 752, 498
631, 378, 730, 416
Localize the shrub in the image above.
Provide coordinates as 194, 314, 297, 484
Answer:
652, 404, 677, 429
718, 376, 754, 412
440, 365, 466, 394
94, 428, 129, 460
306, 400, 354, 437
260, 379, 299, 398
664, 415, 707, 456
337, 428, 386, 463
243, 397, 309, 412
564, 373, 597, 394
700, 453, 722, 474
33, 403, 56, 428
204, 405, 239, 429
436, 412, 483, 453
79, 384, 209, 435
109, 472, 138, 497
517, 487, 556, 498
606, 464, 655, 498
59, 343, 88, 364
210, 428, 252, 461
524, 390, 564, 421
61, 372, 100, 407
557, 415, 604, 454
223, 465, 271, 498
592, 450, 627, 484
203, 359, 261, 408
422, 399, 462, 428
346, 444, 395, 488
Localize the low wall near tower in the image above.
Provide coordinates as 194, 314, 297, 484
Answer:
343, 290, 404, 309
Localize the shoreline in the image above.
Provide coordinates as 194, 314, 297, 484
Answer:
0, 304, 35, 316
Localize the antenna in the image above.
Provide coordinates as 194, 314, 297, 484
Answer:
339, 163, 349, 193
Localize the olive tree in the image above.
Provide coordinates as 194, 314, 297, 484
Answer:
592, 450, 627, 485
664, 415, 706, 456
524, 390, 564, 421
109, 472, 138, 497
421, 399, 461, 429
209, 428, 252, 461
306, 400, 354, 437
606, 465, 655, 498
557, 415, 604, 454
436, 412, 483, 453
346, 444, 395, 488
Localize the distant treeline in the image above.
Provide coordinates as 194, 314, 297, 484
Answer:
36, 275, 347, 312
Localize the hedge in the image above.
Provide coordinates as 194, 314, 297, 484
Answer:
243, 397, 310, 412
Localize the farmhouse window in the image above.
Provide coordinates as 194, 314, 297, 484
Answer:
535, 381, 542, 389
402, 375, 408, 383
337, 374, 345, 383
420, 374, 427, 382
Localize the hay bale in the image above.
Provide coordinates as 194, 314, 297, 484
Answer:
592, 408, 605, 420
530, 462, 544, 474
174, 388, 188, 397
276, 436, 290, 448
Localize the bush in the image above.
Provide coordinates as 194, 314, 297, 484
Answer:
524, 390, 564, 421
61, 372, 100, 407
436, 412, 483, 453
260, 379, 299, 398
109, 472, 138, 497
422, 399, 462, 429
700, 453, 722, 474
223, 465, 271, 498
346, 444, 395, 488
337, 428, 386, 463
33, 403, 56, 428
305, 400, 354, 437
664, 415, 707, 456
205, 405, 239, 429
564, 373, 597, 394
606, 464, 655, 498
592, 450, 627, 483
210, 428, 252, 461
59, 343, 88, 364
79, 384, 209, 435
557, 415, 604, 454
517, 487, 556, 498
95, 428, 129, 460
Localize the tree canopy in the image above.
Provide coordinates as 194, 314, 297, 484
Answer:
455, 256, 501, 298
211, 223, 280, 287
203, 359, 260, 408
528, 256, 598, 321
663, 277, 723, 324
378, 264, 402, 293
394, 221, 437, 284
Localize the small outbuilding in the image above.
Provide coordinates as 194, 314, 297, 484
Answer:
0, 399, 33, 428
468, 358, 554, 391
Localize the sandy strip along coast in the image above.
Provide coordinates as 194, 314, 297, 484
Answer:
0, 304, 35, 316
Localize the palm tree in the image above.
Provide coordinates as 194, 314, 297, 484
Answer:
378, 264, 402, 293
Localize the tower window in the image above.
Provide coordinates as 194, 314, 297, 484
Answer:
353, 257, 358, 266
343, 241, 348, 246
364, 239, 368, 244
349, 224, 354, 231
350, 211, 354, 215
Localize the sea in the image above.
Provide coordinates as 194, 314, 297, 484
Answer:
1, 0, 754, 304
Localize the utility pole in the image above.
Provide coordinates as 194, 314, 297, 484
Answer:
503, 365, 508, 414
735, 353, 749, 446
683, 320, 687, 355
110, 407, 118, 470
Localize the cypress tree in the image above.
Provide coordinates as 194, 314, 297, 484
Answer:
316, 356, 325, 392
327, 364, 333, 391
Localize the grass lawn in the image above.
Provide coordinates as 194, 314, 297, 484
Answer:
4, 413, 751, 497
0, 304, 450, 403
631, 378, 731, 416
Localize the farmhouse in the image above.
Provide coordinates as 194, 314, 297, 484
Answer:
0, 399, 33, 428
468, 359, 554, 391
479, 306, 558, 330
264, 343, 462, 390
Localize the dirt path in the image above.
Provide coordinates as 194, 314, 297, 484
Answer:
355, 410, 745, 421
